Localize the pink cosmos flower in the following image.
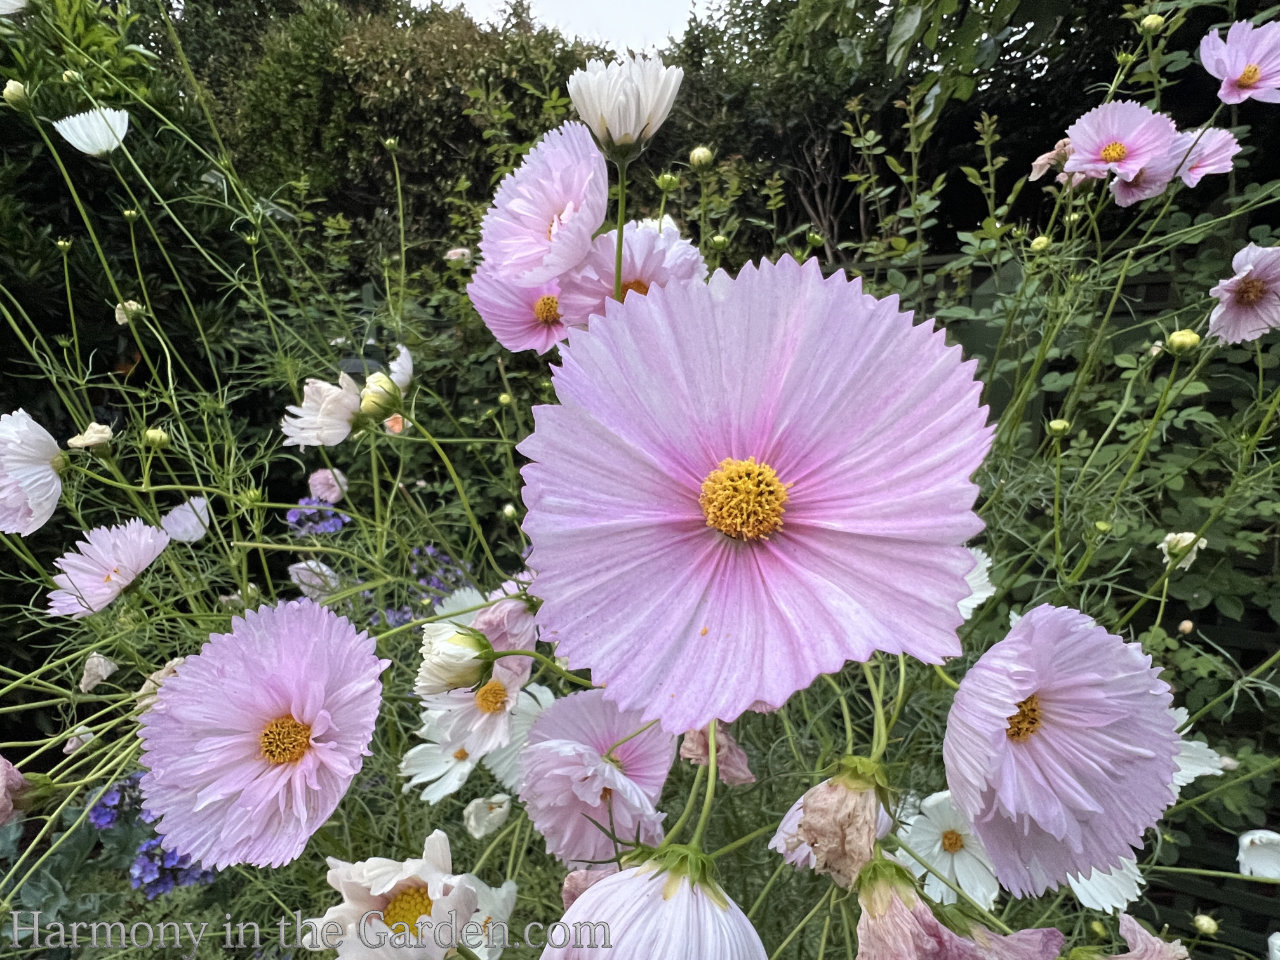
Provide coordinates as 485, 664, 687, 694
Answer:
1109, 145, 1183, 208
470, 580, 538, 683
1172, 128, 1241, 187
557, 219, 706, 326
561, 865, 617, 909
47, 518, 170, 617
477, 122, 607, 285
309, 468, 349, 502
1, 755, 27, 825
139, 599, 388, 869
161, 497, 210, 543
1208, 243, 1280, 344
1200, 20, 1280, 104
519, 255, 991, 733
308, 831, 479, 959
943, 604, 1180, 897
540, 863, 766, 960
856, 862, 1064, 960
680, 724, 755, 785
281, 373, 362, 449
1064, 101, 1178, 183
1112, 914, 1189, 960
0, 409, 62, 536
1029, 138, 1072, 181
467, 268, 569, 355
519, 688, 674, 867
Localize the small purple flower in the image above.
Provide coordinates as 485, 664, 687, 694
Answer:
284, 497, 351, 537
129, 836, 217, 900
88, 772, 143, 830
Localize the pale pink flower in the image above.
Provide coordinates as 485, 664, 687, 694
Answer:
1200, 20, 1280, 104
47, 518, 170, 618
1172, 127, 1241, 187
1112, 914, 1189, 959
79, 651, 119, 692
308, 468, 349, 502
0, 409, 62, 536
560, 865, 617, 909
1, 755, 28, 825
1064, 101, 1178, 183
281, 373, 361, 449
680, 724, 755, 785
1029, 138, 1071, 180
467, 268, 568, 355
1209, 243, 1280, 344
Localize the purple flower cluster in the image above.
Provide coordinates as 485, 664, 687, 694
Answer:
129, 836, 217, 900
87, 772, 143, 830
285, 498, 350, 537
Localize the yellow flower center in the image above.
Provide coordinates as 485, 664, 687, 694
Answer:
534, 295, 561, 325
260, 715, 312, 764
382, 885, 433, 932
618, 278, 651, 301
699, 457, 791, 541
1235, 276, 1268, 306
453, 747, 470, 761
1006, 693, 1042, 742
1238, 63, 1261, 88
474, 679, 508, 714
1100, 141, 1127, 163
103, 566, 120, 583
941, 829, 965, 853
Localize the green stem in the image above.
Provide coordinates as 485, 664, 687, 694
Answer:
689, 721, 718, 849
822, 675, 855, 753
663, 765, 707, 844
613, 160, 628, 301
710, 823, 778, 860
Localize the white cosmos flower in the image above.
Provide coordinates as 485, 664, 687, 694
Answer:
54, 108, 130, 157
567, 55, 683, 158
1171, 706, 1225, 793
958, 548, 995, 620
66, 421, 113, 448
389, 344, 413, 394
1239, 830, 1280, 879
161, 497, 210, 543
0, 0, 29, 15
281, 372, 361, 449
1158, 532, 1208, 571
463, 794, 511, 840
0, 409, 62, 536
458, 876, 517, 960
899, 790, 999, 909
400, 714, 479, 804
1067, 856, 1143, 913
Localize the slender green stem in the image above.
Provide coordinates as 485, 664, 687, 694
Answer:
768, 886, 834, 960
663, 765, 707, 844
613, 160, 628, 301
689, 721, 718, 849
822, 675, 855, 753
710, 823, 778, 860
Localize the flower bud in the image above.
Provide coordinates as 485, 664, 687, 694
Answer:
67, 422, 113, 449
806, 231, 824, 248
359, 372, 400, 418
1139, 14, 1165, 34
689, 146, 714, 169
383, 136, 398, 151
1047, 418, 1071, 437
143, 427, 170, 448
498, 392, 513, 406
501, 503, 518, 519
710, 234, 729, 251
655, 172, 680, 192
1167, 329, 1200, 355
1116, 51, 1136, 65
1089, 920, 1108, 939
1192, 914, 1218, 935
1177, 619, 1193, 635
114, 299, 143, 326
1094, 520, 1112, 533
3, 80, 29, 109
62, 70, 82, 83
416, 625, 488, 695
1030, 235, 1051, 253
444, 246, 470, 261
55, 237, 72, 253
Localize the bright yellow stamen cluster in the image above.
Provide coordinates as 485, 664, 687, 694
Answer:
534, 295, 561, 325
453, 747, 470, 761
382, 886, 433, 931
941, 829, 965, 853
618, 278, 651, 301
1100, 141, 1128, 163
474, 679, 508, 714
260, 715, 312, 764
699, 457, 791, 541
1238, 64, 1261, 88
1006, 693, 1043, 742
1235, 276, 1268, 306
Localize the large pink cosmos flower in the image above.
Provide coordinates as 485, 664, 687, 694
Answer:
477, 122, 607, 285
139, 599, 388, 869
1200, 20, 1280, 104
1172, 127, 1241, 187
468, 268, 569, 355
943, 604, 1179, 898
47, 518, 170, 617
1208, 243, 1280, 344
519, 255, 991, 732
1064, 101, 1178, 183
0, 409, 61, 536
557, 219, 706, 326
519, 688, 674, 867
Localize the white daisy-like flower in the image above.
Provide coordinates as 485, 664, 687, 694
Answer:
459, 877, 517, 960
899, 790, 999, 909
53, 108, 130, 157
418, 658, 533, 757
463, 794, 511, 840
1067, 856, 1143, 913
66, 421, 113, 448
389, 344, 413, 394
47, 518, 170, 618
287, 558, 341, 601
309, 831, 479, 958
1158, 532, 1208, 571
78, 651, 118, 693
281, 373, 361, 449
1239, 830, 1280, 879
160, 497, 210, 543
567, 55, 683, 158
0, 409, 62, 536
0, 1, 29, 16
958, 548, 996, 620
400, 718, 479, 804
1171, 706, 1225, 793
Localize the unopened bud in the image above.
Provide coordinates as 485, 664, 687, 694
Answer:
114, 300, 143, 326
655, 172, 680, 192
501, 503, 517, 519
498, 393, 513, 406
710, 234, 729, 251
245, 232, 259, 246
1139, 14, 1165, 34
1167, 329, 1201, 355
1116, 51, 1136, 65
1192, 914, 1218, 935
62, 70, 82, 83
806, 231, 824, 248
122, 208, 139, 221
689, 146, 714, 169
360, 371, 400, 418
383, 137, 398, 151
1047, 418, 1071, 437
1094, 520, 1112, 533
143, 428, 170, 448
1030, 235, 1051, 253
1177, 619, 1193, 635
3, 79, 29, 109
55, 237, 72, 253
